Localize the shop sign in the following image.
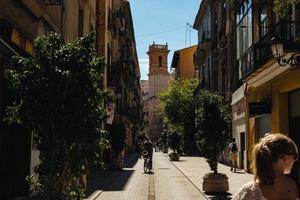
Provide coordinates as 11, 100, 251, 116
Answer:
234, 100, 245, 116
249, 102, 271, 117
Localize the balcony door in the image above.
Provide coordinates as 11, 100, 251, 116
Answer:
260, 7, 268, 39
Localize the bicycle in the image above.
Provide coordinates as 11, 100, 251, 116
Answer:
142, 150, 152, 173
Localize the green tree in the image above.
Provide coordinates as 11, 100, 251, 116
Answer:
159, 79, 199, 154
4, 32, 108, 199
195, 90, 231, 174
273, 0, 300, 19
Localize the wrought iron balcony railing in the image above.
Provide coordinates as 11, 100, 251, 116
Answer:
238, 20, 300, 79
44, 0, 62, 5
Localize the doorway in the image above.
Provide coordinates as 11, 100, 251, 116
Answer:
289, 89, 300, 147
240, 132, 246, 168
289, 89, 300, 188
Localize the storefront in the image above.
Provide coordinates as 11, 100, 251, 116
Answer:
245, 58, 300, 171
231, 85, 247, 170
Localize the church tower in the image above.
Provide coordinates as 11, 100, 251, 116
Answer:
147, 42, 170, 97
147, 42, 170, 140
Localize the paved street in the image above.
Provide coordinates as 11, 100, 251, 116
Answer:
87, 151, 253, 200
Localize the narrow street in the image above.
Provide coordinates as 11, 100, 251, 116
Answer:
89, 152, 206, 200
88, 152, 207, 200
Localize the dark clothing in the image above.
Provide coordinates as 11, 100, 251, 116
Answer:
144, 141, 153, 169
229, 142, 238, 152
144, 141, 153, 156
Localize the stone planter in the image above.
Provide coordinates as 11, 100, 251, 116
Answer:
110, 158, 124, 170
163, 147, 168, 153
169, 152, 180, 161
202, 173, 229, 193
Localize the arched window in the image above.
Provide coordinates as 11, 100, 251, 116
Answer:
159, 56, 162, 67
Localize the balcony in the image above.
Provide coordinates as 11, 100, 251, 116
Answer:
149, 43, 168, 50
239, 21, 300, 79
44, 0, 61, 5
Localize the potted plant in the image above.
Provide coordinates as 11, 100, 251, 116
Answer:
195, 90, 231, 193
168, 130, 181, 161
109, 122, 126, 169
160, 129, 169, 153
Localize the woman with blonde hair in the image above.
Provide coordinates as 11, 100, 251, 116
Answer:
233, 133, 299, 200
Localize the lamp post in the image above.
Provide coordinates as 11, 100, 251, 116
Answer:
271, 37, 300, 67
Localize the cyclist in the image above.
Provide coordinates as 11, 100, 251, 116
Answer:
144, 137, 153, 171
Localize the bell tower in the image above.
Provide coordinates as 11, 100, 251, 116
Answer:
147, 42, 170, 97
146, 42, 170, 141
147, 42, 170, 76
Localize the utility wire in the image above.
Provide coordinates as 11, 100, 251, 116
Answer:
136, 27, 186, 38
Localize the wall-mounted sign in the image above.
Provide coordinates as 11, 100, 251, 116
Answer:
249, 102, 271, 117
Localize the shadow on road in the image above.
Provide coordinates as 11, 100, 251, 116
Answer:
86, 152, 140, 195
171, 159, 187, 162
205, 192, 232, 200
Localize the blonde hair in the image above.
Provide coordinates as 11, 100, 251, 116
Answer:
253, 133, 298, 185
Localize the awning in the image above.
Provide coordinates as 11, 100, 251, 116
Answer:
0, 38, 19, 57
231, 84, 246, 105
0, 37, 31, 58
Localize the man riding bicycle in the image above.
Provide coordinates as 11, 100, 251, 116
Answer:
143, 138, 153, 171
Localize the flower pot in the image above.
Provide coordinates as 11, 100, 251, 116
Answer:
163, 147, 168, 153
169, 152, 180, 161
202, 173, 229, 193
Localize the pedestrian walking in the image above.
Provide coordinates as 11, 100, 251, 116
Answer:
229, 138, 238, 172
233, 133, 299, 200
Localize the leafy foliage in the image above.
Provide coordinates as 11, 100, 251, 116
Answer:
195, 90, 231, 174
4, 32, 108, 199
159, 79, 198, 124
273, 0, 300, 19
160, 129, 169, 148
159, 79, 199, 153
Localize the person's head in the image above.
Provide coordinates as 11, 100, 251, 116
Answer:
253, 133, 298, 185
232, 138, 236, 143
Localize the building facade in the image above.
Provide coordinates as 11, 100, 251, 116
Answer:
146, 43, 170, 141
193, 0, 242, 166
0, 1, 61, 198
193, 0, 237, 100
1, 0, 142, 197
97, 0, 143, 154
235, 0, 300, 176
171, 45, 197, 80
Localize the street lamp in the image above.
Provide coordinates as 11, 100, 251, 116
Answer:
271, 37, 300, 67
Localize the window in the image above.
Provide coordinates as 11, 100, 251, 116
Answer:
158, 56, 162, 67
237, 6, 252, 58
78, 8, 84, 37
236, 1, 253, 79
89, 14, 94, 31
260, 7, 268, 38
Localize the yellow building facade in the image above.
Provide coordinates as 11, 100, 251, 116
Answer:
171, 45, 197, 79
245, 59, 300, 171
235, 0, 300, 175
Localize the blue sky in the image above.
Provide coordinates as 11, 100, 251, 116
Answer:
129, 0, 200, 80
